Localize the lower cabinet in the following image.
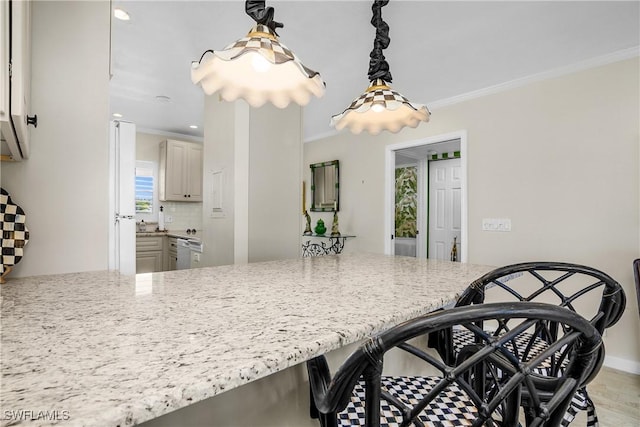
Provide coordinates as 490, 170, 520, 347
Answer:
166, 237, 178, 271
136, 251, 163, 273
136, 236, 164, 273
136, 235, 179, 273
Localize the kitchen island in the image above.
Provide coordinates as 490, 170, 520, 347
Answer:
0, 253, 494, 426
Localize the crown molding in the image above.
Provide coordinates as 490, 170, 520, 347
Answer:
303, 47, 639, 143
304, 128, 340, 144
136, 127, 204, 143
428, 46, 639, 111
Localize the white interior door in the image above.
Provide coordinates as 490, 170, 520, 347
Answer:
385, 131, 468, 260
108, 121, 136, 275
428, 158, 462, 261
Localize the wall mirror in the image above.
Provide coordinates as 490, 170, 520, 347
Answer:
310, 160, 339, 212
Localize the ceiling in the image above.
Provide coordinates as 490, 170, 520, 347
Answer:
109, 1, 640, 142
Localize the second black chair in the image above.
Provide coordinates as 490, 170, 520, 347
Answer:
308, 302, 603, 427
430, 261, 626, 426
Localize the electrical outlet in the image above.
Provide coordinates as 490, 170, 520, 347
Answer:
194, 253, 200, 263
482, 218, 511, 232
165, 215, 173, 223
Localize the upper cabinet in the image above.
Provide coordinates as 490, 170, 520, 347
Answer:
1, 0, 34, 161
159, 139, 203, 202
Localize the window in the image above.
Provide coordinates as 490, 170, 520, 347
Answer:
135, 165, 154, 213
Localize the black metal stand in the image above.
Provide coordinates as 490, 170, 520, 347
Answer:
301, 235, 353, 257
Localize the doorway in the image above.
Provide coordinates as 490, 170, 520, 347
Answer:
108, 120, 137, 275
384, 131, 468, 262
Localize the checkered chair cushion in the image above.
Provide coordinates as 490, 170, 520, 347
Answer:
452, 329, 563, 373
338, 376, 480, 427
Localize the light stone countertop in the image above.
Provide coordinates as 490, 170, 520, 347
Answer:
0, 253, 495, 426
136, 230, 201, 241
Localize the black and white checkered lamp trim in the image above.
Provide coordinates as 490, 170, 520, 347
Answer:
213, 24, 319, 77
338, 376, 479, 427
191, 24, 325, 107
1, 188, 29, 274
331, 79, 430, 134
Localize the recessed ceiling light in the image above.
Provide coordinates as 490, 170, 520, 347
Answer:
189, 125, 198, 129
156, 95, 171, 103
112, 113, 123, 118
113, 8, 130, 21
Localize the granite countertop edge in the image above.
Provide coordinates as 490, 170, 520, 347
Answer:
136, 230, 201, 240
0, 254, 495, 427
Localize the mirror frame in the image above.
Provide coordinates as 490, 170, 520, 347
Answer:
310, 160, 339, 212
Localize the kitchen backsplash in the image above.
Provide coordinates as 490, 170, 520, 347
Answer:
161, 202, 203, 231
135, 198, 202, 231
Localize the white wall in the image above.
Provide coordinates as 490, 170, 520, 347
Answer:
304, 58, 640, 370
248, 103, 302, 262
0, 1, 110, 277
202, 98, 237, 267
202, 97, 302, 267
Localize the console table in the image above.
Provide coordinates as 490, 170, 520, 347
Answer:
301, 234, 355, 257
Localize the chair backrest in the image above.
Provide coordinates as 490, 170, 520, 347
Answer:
456, 262, 626, 334
308, 302, 602, 427
634, 259, 640, 317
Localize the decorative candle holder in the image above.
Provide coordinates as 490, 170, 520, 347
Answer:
303, 210, 313, 236
330, 211, 341, 237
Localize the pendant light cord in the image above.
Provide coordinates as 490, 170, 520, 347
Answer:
368, 0, 392, 83
245, 0, 284, 35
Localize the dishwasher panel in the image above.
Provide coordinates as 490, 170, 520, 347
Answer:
176, 239, 191, 270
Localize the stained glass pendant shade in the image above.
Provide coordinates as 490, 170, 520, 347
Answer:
331, 0, 430, 135
191, 1, 325, 108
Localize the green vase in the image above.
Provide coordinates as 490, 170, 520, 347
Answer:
314, 219, 326, 236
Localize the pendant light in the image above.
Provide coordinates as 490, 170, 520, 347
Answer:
191, 0, 326, 108
331, 0, 430, 135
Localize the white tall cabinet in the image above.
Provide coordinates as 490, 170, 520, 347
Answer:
159, 139, 203, 202
1, 0, 32, 160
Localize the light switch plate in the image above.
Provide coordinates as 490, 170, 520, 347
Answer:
211, 210, 225, 218
482, 218, 512, 232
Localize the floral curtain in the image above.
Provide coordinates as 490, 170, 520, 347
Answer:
395, 166, 417, 238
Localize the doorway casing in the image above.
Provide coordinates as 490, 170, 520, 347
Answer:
384, 130, 468, 262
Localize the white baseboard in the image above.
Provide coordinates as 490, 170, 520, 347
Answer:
604, 355, 640, 375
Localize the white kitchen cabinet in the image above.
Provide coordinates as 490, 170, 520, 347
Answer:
159, 139, 203, 202
136, 236, 164, 273
136, 251, 163, 273
1, 0, 33, 161
165, 236, 177, 271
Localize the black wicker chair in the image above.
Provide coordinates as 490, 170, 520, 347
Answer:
308, 302, 603, 427
430, 262, 626, 427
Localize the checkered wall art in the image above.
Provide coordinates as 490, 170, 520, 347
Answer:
1, 188, 29, 283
